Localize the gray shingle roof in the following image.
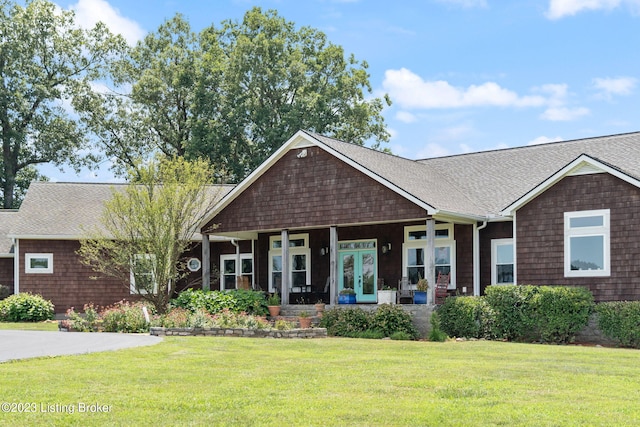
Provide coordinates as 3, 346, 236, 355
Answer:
0, 210, 18, 254
10, 182, 233, 239
304, 131, 640, 218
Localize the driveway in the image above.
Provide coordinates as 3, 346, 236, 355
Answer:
0, 330, 162, 363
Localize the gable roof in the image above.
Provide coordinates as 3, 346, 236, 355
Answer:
203, 130, 640, 227
0, 210, 18, 255
10, 182, 233, 240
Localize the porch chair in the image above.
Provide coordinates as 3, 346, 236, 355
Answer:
397, 277, 413, 304
435, 272, 450, 305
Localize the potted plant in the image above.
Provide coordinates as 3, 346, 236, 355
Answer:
298, 310, 312, 329
266, 293, 281, 317
414, 277, 429, 304
338, 288, 356, 305
378, 286, 397, 305
314, 299, 326, 317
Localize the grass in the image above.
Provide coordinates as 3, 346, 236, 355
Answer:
0, 336, 639, 426
0, 321, 59, 331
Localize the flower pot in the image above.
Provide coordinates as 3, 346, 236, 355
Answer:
338, 294, 356, 304
413, 291, 427, 304
378, 290, 397, 305
298, 317, 312, 329
268, 305, 281, 317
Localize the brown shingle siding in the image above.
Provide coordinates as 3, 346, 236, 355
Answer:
516, 173, 640, 301
208, 147, 427, 233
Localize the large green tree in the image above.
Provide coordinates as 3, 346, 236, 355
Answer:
0, 0, 126, 208
77, 156, 219, 314
89, 7, 391, 183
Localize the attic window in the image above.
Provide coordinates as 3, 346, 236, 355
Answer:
25, 253, 53, 274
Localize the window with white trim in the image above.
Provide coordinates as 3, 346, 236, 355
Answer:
491, 239, 514, 285
269, 234, 310, 293
220, 254, 254, 290
564, 209, 610, 277
403, 224, 456, 288
130, 254, 157, 294
25, 253, 53, 274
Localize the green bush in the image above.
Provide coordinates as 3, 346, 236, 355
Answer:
428, 311, 448, 342
171, 289, 268, 316
596, 301, 640, 348
534, 286, 593, 344
485, 285, 540, 341
66, 304, 101, 332
0, 293, 54, 322
319, 305, 417, 339
438, 296, 492, 339
101, 301, 150, 333
370, 304, 418, 339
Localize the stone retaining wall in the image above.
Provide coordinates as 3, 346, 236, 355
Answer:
150, 326, 327, 339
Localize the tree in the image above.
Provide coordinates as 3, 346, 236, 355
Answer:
0, 0, 126, 208
89, 7, 391, 183
77, 157, 219, 314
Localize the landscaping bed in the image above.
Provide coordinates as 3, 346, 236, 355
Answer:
150, 326, 326, 338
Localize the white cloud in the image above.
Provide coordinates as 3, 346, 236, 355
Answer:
592, 76, 637, 97
417, 143, 452, 158
68, 0, 145, 45
540, 106, 590, 121
383, 68, 546, 109
395, 111, 417, 123
527, 135, 564, 145
545, 0, 640, 19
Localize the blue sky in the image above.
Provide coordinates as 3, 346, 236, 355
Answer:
46, 0, 640, 181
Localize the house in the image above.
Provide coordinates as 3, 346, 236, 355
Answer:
1, 130, 640, 312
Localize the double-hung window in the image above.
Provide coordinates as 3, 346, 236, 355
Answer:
491, 239, 514, 285
130, 254, 157, 294
403, 224, 456, 288
220, 254, 254, 290
564, 209, 610, 277
269, 234, 310, 293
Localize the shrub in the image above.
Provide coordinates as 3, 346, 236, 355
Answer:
370, 304, 418, 339
428, 311, 448, 342
0, 293, 54, 322
66, 304, 101, 332
534, 286, 594, 344
390, 331, 415, 341
319, 307, 372, 337
154, 307, 191, 328
596, 301, 640, 348
171, 289, 268, 316
438, 296, 492, 339
485, 285, 539, 341
101, 301, 150, 333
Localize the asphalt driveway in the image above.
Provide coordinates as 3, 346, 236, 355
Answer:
0, 330, 162, 362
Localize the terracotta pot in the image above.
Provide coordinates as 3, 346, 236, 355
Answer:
298, 317, 312, 329
268, 305, 281, 317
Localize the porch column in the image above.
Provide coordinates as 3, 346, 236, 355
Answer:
202, 234, 211, 291
330, 226, 338, 305
426, 218, 435, 304
281, 229, 290, 305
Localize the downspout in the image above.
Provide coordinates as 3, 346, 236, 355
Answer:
12, 238, 18, 295
473, 220, 488, 296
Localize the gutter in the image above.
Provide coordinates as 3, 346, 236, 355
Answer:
473, 220, 488, 296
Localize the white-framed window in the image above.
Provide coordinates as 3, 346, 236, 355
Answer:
220, 254, 254, 290
564, 209, 610, 277
403, 224, 456, 288
130, 254, 157, 295
269, 234, 310, 293
491, 239, 514, 285
25, 253, 53, 274
187, 258, 201, 272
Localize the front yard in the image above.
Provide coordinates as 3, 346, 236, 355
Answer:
0, 335, 638, 426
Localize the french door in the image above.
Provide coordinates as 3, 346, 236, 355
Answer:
339, 249, 377, 303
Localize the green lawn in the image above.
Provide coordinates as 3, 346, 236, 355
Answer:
0, 321, 59, 331
0, 336, 639, 426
